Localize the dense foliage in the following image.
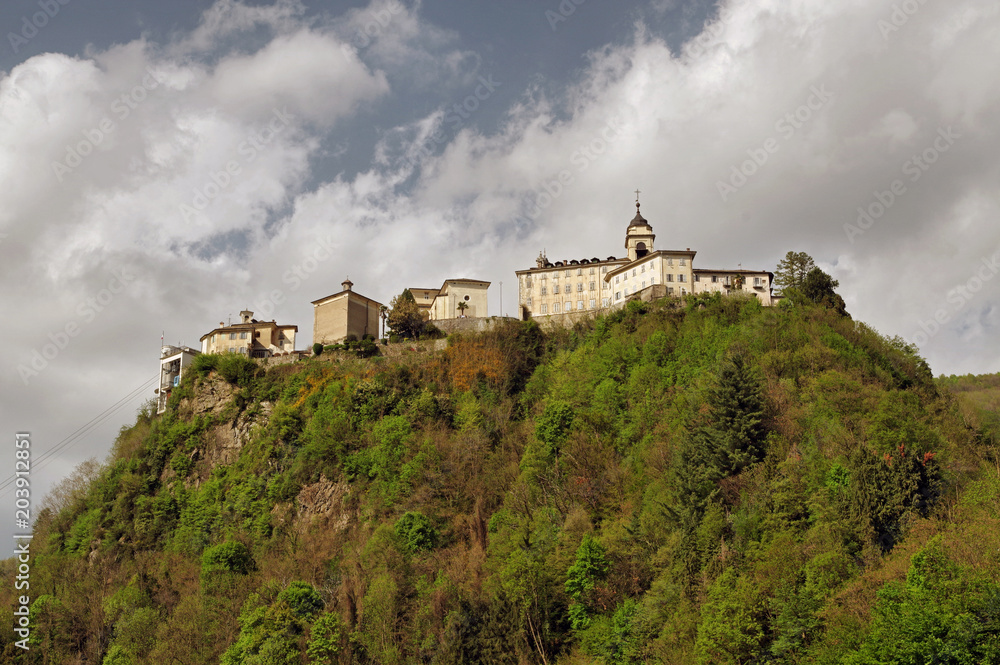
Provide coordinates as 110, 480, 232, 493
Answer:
3, 292, 1000, 664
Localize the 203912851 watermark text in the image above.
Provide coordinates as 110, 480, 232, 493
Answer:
12, 432, 33, 651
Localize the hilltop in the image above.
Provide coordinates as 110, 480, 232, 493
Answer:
3, 292, 999, 664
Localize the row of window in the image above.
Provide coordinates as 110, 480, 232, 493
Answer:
538, 281, 605, 295
533, 298, 609, 314
525, 265, 611, 286
214, 331, 291, 343
691, 275, 767, 286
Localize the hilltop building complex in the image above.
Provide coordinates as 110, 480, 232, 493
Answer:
515, 200, 775, 321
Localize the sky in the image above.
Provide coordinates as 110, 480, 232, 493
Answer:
2, 0, 999, 547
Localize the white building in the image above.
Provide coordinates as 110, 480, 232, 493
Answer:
157, 345, 200, 414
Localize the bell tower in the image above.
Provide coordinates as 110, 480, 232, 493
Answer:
625, 191, 655, 261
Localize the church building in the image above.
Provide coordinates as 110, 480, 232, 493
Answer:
515, 198, 775, 321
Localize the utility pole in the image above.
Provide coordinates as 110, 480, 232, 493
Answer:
499, 281, 502, 317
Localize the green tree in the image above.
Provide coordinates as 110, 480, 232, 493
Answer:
565, 534, 609, 629
277, 581, 324, 619
535, 400, 575, 459
774, 251, 816, 292
387, 289, 425, 339
800, 267, 849, 316
306, 613, 344, 664
457, 301, 469, 317
395, 511, 439, 554
201, 541, 256, 588
846, 536, 1000, 664
703, 352, 768, 476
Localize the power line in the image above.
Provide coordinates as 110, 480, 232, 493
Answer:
0, 374, 158, 495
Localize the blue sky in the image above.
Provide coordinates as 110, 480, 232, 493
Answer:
2, 0, 999, 546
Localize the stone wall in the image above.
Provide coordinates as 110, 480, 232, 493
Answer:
430, 316, 520, 335
526, 310, 604, 331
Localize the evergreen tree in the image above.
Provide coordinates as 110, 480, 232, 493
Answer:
387, 288, 425, 339
774, 251, 816, 292
707, 352, 768, 476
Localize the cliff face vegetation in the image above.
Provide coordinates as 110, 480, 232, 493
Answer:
4, 292, 1000, 664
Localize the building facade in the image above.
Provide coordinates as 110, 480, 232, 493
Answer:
693, 269, 775, 305
312, 278, 383, 344
157, 345, 200, 414
428, 279, 490, 320
515, 200, 775, 319
200, 310, 298, 357
409, 287, 441, 317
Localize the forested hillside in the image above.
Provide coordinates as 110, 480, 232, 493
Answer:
4, 292, 1000, 664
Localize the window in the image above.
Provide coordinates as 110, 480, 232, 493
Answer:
589, 281, 595, 291
240, 346, 246, 353
625, 287, 630, 296
615, 291, 621, 300
680, 258, 686, 266
553, 302, 561, 313
711, 275, 718, 283
577, 283, 583, 292
229, 332, 236, 340
602, 298, 610, 307
590, 267, 595, 275
525, 277, 532, 288
651, 276, 656, 284
229, 347, 235, 353
667, 258, 673, 266
641, 264, 646, 273
615, 275, 620, 284
541, 303, 548, 314
754, 277, 764, 286
565, 270, 570, 277
565, 301, 572, 312
666, 274, 674, 282
577, 268, 582, 276
527, 297, 533, 307
694, 274, 701, 282
642, 281, 646, 288
632, 269, 637, 277
667, 287, 674, 295
240, 332, 247, 339
679, 274, 686, 283
553, 284, 560, 294
578, 300, 584, 311
541, 286, 547, 295
602, 266, 607, 274
589, 299, 596, 309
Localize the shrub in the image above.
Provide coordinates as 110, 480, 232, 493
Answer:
395, 511, 438, 554
190, 353, 220, 377
216, 354, 260, 387
277, 581, 324, 619
201, 541, 255, 586
313, 342, 324, 356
